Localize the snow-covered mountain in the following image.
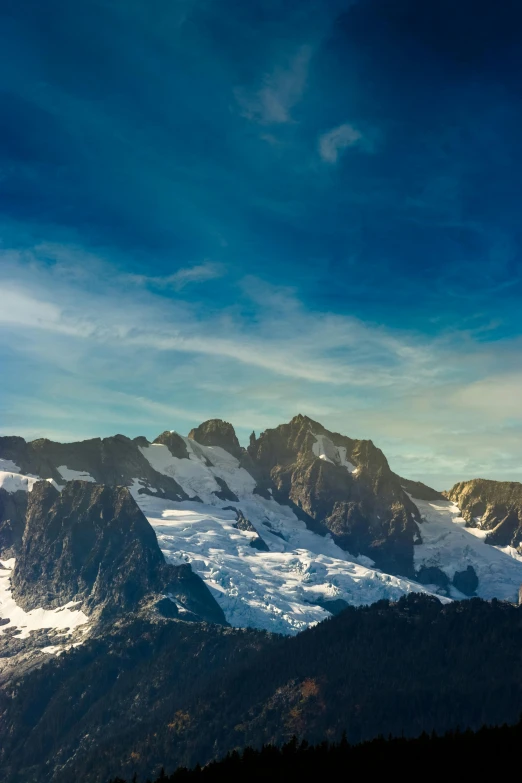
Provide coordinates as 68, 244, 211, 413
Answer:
2, 415, 522, 644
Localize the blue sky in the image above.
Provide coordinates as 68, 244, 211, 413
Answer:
1, 0, 522, 488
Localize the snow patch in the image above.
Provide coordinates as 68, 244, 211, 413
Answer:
0, 471, 39, 493
0, 559, 89, 639
0, 458, 21, 473
0, 469, 62, 494
311, 433, 357, 473
57, 466, 96, 483
41, 641, 84, 656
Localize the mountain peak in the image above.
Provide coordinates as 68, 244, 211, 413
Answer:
188, 419, 243, 459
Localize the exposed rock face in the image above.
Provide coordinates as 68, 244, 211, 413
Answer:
212, 476, 239, 502
248, 415, 421, 576
0, 489, 27, 557
188, 419, 243, 460
224, 507, 269, 552
0, 434, 189, 502
446, 479, 522, 549
11, 480, 226, 624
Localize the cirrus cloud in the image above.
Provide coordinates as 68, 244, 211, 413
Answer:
235, 45, 312, 125
318, 123, 364, 163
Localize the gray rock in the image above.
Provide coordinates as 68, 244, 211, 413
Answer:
416, 565, 450, 590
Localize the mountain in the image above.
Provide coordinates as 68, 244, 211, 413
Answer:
2, 414, 522, 781
2, 594, 522, 783
2, 414, 522, 638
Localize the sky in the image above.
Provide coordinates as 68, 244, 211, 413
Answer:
1, 0, 522, 489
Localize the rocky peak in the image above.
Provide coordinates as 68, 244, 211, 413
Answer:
248, 415, 421, 577
188, 419, 243, 460
247, 414, 320, 469
11, 480, 226, 624
153, 430, 190, 459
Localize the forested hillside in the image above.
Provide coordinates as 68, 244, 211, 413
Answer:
2, 594, 522, 783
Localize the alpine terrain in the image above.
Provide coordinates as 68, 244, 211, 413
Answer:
2, 415, 522, 782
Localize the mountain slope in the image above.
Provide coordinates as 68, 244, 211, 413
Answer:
2, 594, 522, 783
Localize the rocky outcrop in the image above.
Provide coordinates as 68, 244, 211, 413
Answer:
212, 476, 239, 502
248, 415, 421, 576
188, 419, 243, 460
222, 507, 269, 551
0, 436, 29, 469
446, 479, 522, 549
11, 480, 226, 624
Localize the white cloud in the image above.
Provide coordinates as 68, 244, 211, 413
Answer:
127, 261, 225, 290
2, 244, 522, 487
318, 123, 363, 163
235, 45, 312, 124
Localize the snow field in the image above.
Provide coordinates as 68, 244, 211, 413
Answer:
136, 436, 443, 634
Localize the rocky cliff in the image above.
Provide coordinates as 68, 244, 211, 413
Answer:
446, 479, 522, 549
11, 480, 226, 624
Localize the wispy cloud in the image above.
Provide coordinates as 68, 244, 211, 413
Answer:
318, 123, 364, 163
235, 45, 312, 124
126, 261, 225, 291
2, 244, 522, 488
